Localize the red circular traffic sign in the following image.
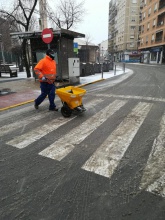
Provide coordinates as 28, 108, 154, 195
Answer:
41, 28, 53, 44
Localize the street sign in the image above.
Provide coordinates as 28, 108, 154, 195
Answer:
41, 28, 53, 44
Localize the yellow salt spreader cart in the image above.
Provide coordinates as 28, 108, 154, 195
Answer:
56, 86, 86, 117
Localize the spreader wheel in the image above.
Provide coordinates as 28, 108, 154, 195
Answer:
61, 106, 72, 117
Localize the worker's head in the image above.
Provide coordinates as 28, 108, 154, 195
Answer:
46, 49, 55, 60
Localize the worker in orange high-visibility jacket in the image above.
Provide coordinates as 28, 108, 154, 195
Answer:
34, 49, 58, 111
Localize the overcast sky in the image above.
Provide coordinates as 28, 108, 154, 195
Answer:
72, 0, 110, 45
50, 0, 110, 45
0, 0, 110, 45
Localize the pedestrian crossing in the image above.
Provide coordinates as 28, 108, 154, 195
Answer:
39, 99, 127, 161
82, 102, 152, 178
140, 113, 165, 198
1, 94, 165, 198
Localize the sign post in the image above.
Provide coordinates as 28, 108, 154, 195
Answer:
41, 28, 53, 49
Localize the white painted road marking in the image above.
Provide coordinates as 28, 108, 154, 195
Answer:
6, 98, 103, 149
0, 111, 51, 137
39, 100, 127, 161
82, 102, 152, 178
6, 116, 74, 149
96, 94, 165, 103
140, 114, 165, 197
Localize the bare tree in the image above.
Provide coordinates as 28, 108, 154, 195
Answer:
47, 0, 85, 30
0, 0, 39, 77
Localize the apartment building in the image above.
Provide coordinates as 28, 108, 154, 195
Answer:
139, 0, 165, 64
108, 0, 141, 62
108, 0, 118, 58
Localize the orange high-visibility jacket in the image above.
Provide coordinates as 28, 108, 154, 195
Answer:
34, 55, 56, 83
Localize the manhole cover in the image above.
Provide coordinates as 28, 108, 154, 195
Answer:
0, 88, 13, 96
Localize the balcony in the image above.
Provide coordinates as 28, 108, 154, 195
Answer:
159, 1, 165, 10
157, 12, 165, 27
157, 21, 164, 26
155, 37, 163, 42
155, 30, 163, 42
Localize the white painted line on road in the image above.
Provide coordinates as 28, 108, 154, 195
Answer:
140, 113, 165, 197
0, 101, 49, 122
6, 98, 103, 148
82, 102, 152, 178
96, 94, 165, 103
39, 100, 127, 161
6, 116, 74, 148
0, 111, 51, 137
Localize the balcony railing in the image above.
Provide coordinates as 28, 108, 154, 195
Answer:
155, 37, 163, 42
157, 21, 164, 26
159, 2, 165, 10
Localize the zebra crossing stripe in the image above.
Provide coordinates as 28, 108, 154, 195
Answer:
0, 98, 103, 137
0, 105, 34, 122
6, 98, 103, 149
140, 114, 165, 197
0, 101, 50, 122
96, 94, 165, 103
39, 100, 127, 161
82, 102, 152, 178
6, 116, 74, 148
0, 111, 52, 137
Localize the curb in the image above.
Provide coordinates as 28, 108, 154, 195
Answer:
76, 78, 104, 88
0, 99, 35, 111
0, 79, 105, 111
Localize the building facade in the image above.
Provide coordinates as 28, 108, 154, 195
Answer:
139, 0, 165, 64
108, 0, 141, 62
108, 0, 118, 61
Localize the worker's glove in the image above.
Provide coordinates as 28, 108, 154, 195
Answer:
42, 77, 47, 81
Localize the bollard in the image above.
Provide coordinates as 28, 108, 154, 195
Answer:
123, 63, 125, 73
101, 63, 103, 78
114, 64, 116, 75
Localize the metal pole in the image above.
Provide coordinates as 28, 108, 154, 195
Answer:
114, 64, 116, 75
101, 63, 103, 78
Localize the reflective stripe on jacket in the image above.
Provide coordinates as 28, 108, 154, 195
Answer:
34, 55, 56, 83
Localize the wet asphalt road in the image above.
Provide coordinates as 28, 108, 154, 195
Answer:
0, 64, 165, 220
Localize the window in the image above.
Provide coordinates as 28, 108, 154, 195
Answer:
148, 8, 151, 16
154, 3, 157, 12
141, 38, 144, 45
141, 25, 144, 32
151, 52, 157, 61
132, 17, 136, 22
153, 19, 156, 27
131, 26, 136, 30
146, 36, 148, 43
151, 34, 155, 41
147, 22, 150, 30
132, 0, 137, 3
143, 12, 146, 19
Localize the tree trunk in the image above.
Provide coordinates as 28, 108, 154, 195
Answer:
22, 39, 31, 78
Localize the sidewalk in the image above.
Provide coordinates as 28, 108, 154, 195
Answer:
0, 67, 127, 111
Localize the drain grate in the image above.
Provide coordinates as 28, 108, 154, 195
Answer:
0, 88, 15, 96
